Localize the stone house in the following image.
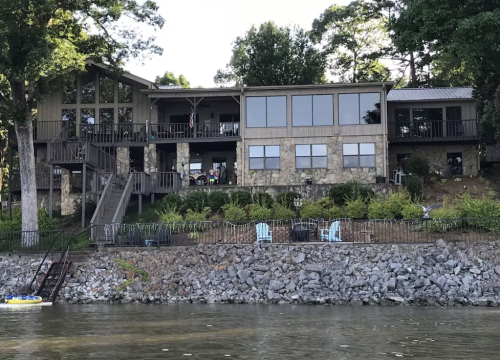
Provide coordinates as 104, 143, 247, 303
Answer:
6, 62, 479, 228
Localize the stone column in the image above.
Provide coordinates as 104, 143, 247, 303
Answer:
236, 140, 242, 186
176, 143, 190, 187
144, 144, 157, 174
60, 169, 76, 216
116, 147, 130, 175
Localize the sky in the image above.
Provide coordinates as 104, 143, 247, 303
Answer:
126, 0, 352, 88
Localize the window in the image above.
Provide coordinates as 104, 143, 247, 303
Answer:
81, 109, 95, 124
246, 96, 286, 127
292, 95, 334, 126
118, 108, 133, 124
446, 106, 463, 137
339, 93, 381, 125
295, 144, 327, 169
62, 109, 77, 138
447, 153, 463, 175
395, 109, 410, 122
62, 81, 77, 104
190, 160, 202, 174
343, 143, 376, 168
413, 108, 443, 137
118, 81, 133, 103
100, 108, 114, 124
100, 74, 114, 103
81, 74, 96, 104
249, 145, 280, 170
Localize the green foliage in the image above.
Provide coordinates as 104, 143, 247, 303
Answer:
208, 191, 230, 212
402, 205, 424, 220
328, 206, 344, 219
38, 209, 56, 230
402, 155, 431, 178
185, 191, 209, 212
329, 181, 374, 206
457, 193, 500, 218
276, 191, 301, 209
223, 204, 247, 222
155, 208, 183, 223
155, 71, 190, 88
272, 203, 296, 220
231, 191, 253, 207
368, 198, 395, 220
0, 208, 55, 231
300, 203, 328, 220
185, 207, 211, 222
215, 21, 326, 86
162, 194, 184, 212
404, 176, 423, 201
386, 190, 413, 219
344, 197, 367, 219
248, 204, 272, 221
115, 259, 151, 291
253, 193, 274, 208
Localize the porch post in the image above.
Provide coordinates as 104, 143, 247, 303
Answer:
139, 194, 142, 215
7, 146, 12, 219
193, 96, 197, 138
49, 164, 54, 218
82, 164, 86, 228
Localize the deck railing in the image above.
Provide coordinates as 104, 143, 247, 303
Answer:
388, 119, 480, 142
132, 172, 151, 195
48, 141, 99, 168
79, 123, 147, 144
150, 122, 240, 140
10, 166, 62, 192
150, 172, 182, 193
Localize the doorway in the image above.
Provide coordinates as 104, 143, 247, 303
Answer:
213, 158, 227, 184
447, 153, 463, 175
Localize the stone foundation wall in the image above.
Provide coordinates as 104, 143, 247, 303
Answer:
37, 191, 61, 212
144, 144, 157, 174
389, 144, 479, 176
178, 183, 390, 202
2, 240, 500, 306
176, 143, 190, 187
116, 147, 130, 175
244, 136, 385, 186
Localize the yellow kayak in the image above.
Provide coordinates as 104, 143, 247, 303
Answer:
5, 295, 42, 304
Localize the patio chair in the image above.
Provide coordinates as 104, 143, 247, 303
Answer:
320, 221, 341, 242
256, 223, 272, 242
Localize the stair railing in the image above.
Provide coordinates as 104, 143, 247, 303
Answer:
91, 173, 115, 243
112, 173, 134, 224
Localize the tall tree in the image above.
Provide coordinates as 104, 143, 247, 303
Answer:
156, 72, 191, 88
311, 0, 392, 83
214, 22, 327, 86
0, 0, 164, 235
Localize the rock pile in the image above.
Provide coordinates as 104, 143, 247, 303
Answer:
2, 240, 500, 306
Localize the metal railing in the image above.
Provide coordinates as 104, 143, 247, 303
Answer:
150, 172, 182, 193
150, 122, 240, 140
79, 123, 147, 144
0, 230, 65, 253
112, 174, 134, 225
90, 173, 114, 242
388, 119, 480, 142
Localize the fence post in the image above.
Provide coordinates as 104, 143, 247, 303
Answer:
220, 220, 224, 243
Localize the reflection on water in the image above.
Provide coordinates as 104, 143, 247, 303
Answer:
0, 304, 499, 359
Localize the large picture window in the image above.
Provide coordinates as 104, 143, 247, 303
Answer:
339, 93, 381, 125
62, 109, 77, 138
292, 95, 334, 126
81, 74, 96, 104
100, 74, 115, 103
343, 143, 376, 168
249, 145, 280, 170
246, 96, 286, 127
295, 144, 328, 169
118, 81, 133, 103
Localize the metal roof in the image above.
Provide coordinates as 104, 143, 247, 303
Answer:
387, 87, 473, 102
157, 85, 182, 90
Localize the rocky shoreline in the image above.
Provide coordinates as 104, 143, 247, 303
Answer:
2, 240, 500, 306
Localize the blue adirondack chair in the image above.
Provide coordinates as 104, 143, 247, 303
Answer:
256, 223, 272, 242
320, 221, 341, 242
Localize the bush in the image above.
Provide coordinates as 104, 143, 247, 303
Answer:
272, 203, 296, 220
401, 204, 424, 220
185, 191, 209, 212
329, 181, 374, 206
345, 197, 367, 219
185, 207, 211, 222
328, 206, 344, 219
300, 203, 328, 219
403, 154, 431, 178
457, 193, 500, 218
253, 193, 274, 208
386, 190, 413, 219
208, 191, 230, 212
0, 209, 55, 232
404, 175, 423, 201
248, 204, 272, 221
155, 208, 183, 223
223, 204, 247, 221
38, 209, 56, 230
231, 191, 253, 207
276, 191, 301, 209
161, 193, 183, 211
368, 198, 395, 220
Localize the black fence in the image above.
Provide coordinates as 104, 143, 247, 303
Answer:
0, 230, 65, 253
90, 218, 500, 247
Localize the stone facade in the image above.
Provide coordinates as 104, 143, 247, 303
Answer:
236, 141, 242, 186
36, 148, 47, 164
144, 144, 157, 174
176, 143, 190, 187
389, 144, 479, 177
37, 191, 61, 212
60, 169, 77, 216
244, 136, 385, 186
116, 147, 130, 175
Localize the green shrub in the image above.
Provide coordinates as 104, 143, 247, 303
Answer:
386, 190, 412, 219
231, 191, 253, 207
253, 193, 274, 208
0, 209, 55, 232
185, 191, 209, 212
276, 191, 301, 209
272, 203, 296, 220
431, 207, 461, 219
223, 204, 247, 221
300, 203, 328, 219
329, 181, 374, 206
315, 197, 335, 209
208, 191, 230, 212
403, 154, 431, 178
185, 207, 211, 222
328, 206, 344, 219
457, 193, 500, 218
248, 204, 272, 221
401, 204, 424, 219
345, 197, 367, 219
38, 209, 56, 230
404, 175, 423, 201
368, 198, 395, 220
162, 193, 183, 211
155, 208, 183, 223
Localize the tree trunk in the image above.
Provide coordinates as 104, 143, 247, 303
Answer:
409, 52, 417, 85
0, 139, 7, 203
353, 53, 358, 83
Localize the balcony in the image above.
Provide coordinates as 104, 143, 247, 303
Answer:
388, 119, 480, 143
10, 166, 62, 193
149, 122, 240, 143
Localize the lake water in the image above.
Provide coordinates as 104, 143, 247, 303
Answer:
0, 304, 499, 359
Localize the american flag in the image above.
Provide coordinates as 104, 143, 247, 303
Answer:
189, 107, 194, 128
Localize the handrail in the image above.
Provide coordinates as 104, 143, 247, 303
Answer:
112, 173, 134, 224
58, 225, 95, 263
91, 174, 114, 243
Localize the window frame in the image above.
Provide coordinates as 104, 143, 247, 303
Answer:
339, 92, 381, 125
248, 145, 281, 170
295, 144, 328, 169
246, 96, 287, 128
292, 94, 334, 127
342, 143, 376, 168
